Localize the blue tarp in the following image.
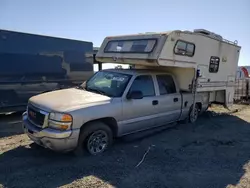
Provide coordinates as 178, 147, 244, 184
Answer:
0, 53, 66, 76
0, 29, 94, 77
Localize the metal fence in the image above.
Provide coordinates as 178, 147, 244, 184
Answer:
234, 78, 250, 103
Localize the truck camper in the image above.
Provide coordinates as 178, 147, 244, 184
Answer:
22, 29, 241, 155
96, 29, 241, 107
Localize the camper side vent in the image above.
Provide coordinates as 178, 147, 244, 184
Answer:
193, 29, 223, 41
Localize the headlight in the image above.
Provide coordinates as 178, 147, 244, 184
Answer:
48, 112, 73, 131
49, 112, 72, 122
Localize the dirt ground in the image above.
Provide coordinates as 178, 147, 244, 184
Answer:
1, 105, 250, 188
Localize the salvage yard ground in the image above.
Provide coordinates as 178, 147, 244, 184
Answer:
1, 105, 250, 188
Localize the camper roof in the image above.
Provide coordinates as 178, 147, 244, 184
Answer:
105, 29, 239, 46
106, 31, 173, 39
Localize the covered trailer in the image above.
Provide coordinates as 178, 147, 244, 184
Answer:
96, 29, 241, 107
0, 29, 94, 113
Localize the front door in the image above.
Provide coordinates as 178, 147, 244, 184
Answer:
120, 75, 158, 135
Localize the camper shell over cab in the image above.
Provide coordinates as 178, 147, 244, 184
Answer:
96, 29, 241, 106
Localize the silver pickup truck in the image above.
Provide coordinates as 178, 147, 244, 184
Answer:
22, 69, 208, 155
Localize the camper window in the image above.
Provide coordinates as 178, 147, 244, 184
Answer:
104, 39, 157, 53
174, 40, 195, 57
209, 56, 220, 73
156, 75, 176, 95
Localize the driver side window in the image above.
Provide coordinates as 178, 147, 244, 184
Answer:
129, 75, 155, 97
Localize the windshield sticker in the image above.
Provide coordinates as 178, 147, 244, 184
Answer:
112, 77, 125, 82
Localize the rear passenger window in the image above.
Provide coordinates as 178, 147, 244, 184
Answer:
129, 75, 155, 97
156, 75, 176, 95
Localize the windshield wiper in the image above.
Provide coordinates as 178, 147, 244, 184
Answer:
87, 87, 107, 96
76, 85, 86, 90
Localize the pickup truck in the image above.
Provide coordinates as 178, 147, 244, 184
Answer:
22, 69, 208, 155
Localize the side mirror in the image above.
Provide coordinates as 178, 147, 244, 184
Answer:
127, 91, 143, 100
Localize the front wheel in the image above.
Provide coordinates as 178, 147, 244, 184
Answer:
74, 122, 113, 156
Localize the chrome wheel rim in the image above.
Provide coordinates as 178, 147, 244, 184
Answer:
190, 108, 198, 123
87, 130, 108, 155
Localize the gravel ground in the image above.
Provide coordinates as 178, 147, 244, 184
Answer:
1, 105, 250, 188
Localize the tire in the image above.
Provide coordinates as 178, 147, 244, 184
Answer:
74, 121, 113, 156
189, 104, 199, 123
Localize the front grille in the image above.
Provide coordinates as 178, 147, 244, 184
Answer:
27, 106, 45, 126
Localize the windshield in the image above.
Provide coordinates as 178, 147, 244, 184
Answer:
80, 71, 132, 97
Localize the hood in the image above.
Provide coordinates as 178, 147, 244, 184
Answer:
29, 88, 112, 112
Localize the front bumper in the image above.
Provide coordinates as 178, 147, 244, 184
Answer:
22, 112, 80, 152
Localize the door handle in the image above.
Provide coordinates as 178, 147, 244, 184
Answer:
173, 98, 178, 102
152, 100, 158, 105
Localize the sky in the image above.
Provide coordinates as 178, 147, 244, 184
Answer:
0, 0, 249, 70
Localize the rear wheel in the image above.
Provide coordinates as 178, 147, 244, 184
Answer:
74, 121, 113, 156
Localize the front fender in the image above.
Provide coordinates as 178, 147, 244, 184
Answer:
70, 102, 123, 129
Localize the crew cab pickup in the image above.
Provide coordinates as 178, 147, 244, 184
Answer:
22, 69, 208, 155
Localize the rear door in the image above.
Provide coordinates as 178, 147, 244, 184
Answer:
153, 74, 182, 126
